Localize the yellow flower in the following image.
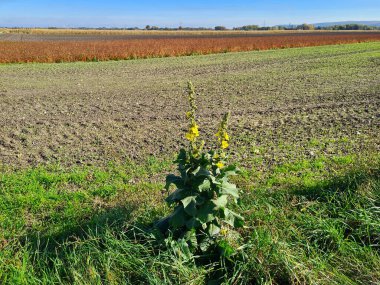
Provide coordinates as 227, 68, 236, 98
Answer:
221, 140, 229, 149
213, 153, 219, 159
220, 228, 228, 236
185, 123, 199, 142
216, 161, 224, 169
190, 125, 199, 136
186, 111, 192, 118
224, 133, 229, 141
185, 132, 195, 141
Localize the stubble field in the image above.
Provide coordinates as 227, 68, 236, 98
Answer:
0, 42, 379, 284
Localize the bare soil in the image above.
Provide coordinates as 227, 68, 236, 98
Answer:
0, 42, 379, 168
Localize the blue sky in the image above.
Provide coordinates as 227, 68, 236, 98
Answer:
0, 0, 379, 28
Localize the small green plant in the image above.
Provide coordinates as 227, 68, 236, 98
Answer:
157, 81, 244, 257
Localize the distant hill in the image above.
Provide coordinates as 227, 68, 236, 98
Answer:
313, 21, 380, 27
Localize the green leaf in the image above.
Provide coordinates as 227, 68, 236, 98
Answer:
197, 201, 217, 223
209, 175, 221, 185
165, 174, 183, 190
175, 149, 187, 163
169, 206, 187, 229
197, 178, 211, 192
193, 167, 211, 178
221, 165, 239, 177
234, 217, 245, 228
186, 217, 201, 229
212, 195, 228, 208
183, 229, 198, 250
199, 236, 213, 252
196, 195, 206, 206
181, 196, 197, 216
207, 223, 221, 236
219, 181, 239, 198
166, 188, 189, 204
223, 208, 244, 228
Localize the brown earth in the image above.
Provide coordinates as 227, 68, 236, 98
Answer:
0, 42, 379, 168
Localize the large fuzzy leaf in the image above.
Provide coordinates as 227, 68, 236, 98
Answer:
197, 201, 217, 223
212, 195, 228, 208
169, 206, 187, 229
219, 181, 239, 198
186, 217, 201, 229
165, 174, 184, 190
193, 166, 211, 178
181, 196, 197, 216
207, 223, 221, 236
183, 229, 198, 250
166, 188, 188, 204
197, 178, 211, 192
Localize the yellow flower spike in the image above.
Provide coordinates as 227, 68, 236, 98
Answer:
216, 161, 225, 169
216, 112, 230, 150
184, 81, 201, 147
185, 132, 195, 142
190, 124, 199, 136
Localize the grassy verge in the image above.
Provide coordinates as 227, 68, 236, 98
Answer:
0, 153, 379, 284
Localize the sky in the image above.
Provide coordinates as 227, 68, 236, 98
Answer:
0, 0, 379, 28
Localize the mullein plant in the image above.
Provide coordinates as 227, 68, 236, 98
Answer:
157, 81, 244, 258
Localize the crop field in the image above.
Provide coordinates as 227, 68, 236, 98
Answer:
0, 42, 379, 284
0, 31, 379, 63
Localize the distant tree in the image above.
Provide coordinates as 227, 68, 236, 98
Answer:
258, 26, 271, 30
214, 26, 227, 31
296, 23, 315, 30
234, 25, 259, 31
323, 24, 378, 30
145, 25, 151, 30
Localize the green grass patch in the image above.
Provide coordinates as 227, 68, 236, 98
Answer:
0, 154, 379, 284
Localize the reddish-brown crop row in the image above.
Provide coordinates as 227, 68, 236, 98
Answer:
0, 33, 379, 63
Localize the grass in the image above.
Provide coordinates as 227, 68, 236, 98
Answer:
0, 153, 379, 284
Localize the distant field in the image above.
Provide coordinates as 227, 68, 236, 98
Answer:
3, 28, 379, 35
0, 31, 379, 63
1, 30, 378, 40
